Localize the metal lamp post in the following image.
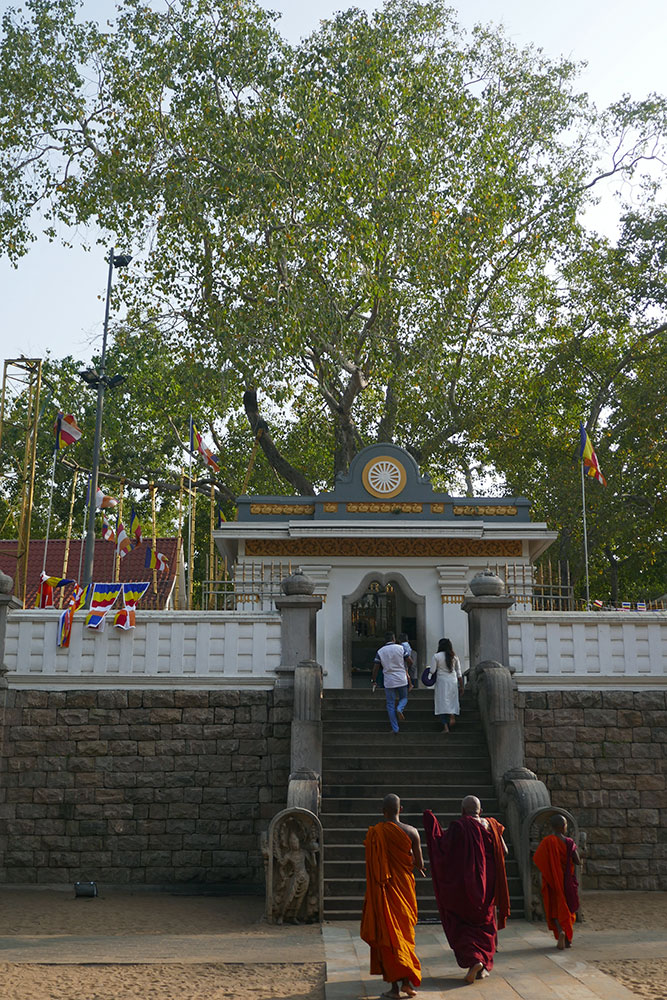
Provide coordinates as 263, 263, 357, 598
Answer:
80, 248, 131, 592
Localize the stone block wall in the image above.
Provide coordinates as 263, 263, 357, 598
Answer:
0, 687, 292, 886
518, 690, 667, 890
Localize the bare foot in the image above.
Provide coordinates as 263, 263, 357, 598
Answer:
397, 710, 405, 721
449, 716, 456, 727
565, 938, 572, 948
465, 963, 483, 984
478, 968, 490, 979
381, 989, 400, 999
557, 931, 566, 950
400, 980, 418, 997
442, 725, 449, 734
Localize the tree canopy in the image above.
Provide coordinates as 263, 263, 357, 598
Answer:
1, 0, 666, 600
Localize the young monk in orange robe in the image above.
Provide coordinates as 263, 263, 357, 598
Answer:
361, 793, 425, 999
533, 814, 581, 949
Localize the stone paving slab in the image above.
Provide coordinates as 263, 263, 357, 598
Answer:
322, 921, 644, 1000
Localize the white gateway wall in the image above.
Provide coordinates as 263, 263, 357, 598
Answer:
508, 612, 667, 689
4, 610, 281, 689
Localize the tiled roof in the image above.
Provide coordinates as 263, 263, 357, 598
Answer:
0, 537, 182, 610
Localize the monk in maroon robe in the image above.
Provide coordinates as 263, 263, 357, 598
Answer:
423, 796, 510, 984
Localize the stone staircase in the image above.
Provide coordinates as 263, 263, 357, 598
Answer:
321, 688, 524, 921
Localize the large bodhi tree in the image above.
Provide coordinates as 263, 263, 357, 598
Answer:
1, 0, 666, 595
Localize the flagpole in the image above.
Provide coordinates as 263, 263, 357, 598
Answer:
151, 481, 157, 596
42, 448, 58, 574
187, 417, 194, 610
581, 459, 591, 609
209, 484, 215, 610
78, 474, 91, 584
114, 482, 125, 584
189, 471, 197, 610
60, 468, 79, 608
174, 467, 184, 609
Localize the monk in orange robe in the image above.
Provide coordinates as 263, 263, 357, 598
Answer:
361, 793, 425, 998
533, 814, 581, 949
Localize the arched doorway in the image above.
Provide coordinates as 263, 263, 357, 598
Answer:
342, 573, 426, 688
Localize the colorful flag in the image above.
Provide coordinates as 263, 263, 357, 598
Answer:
216, 504, 227, 527
636, 601, 647, 611
54, 412, 82, 450
621, 601, 632, 611
116, 521, 134, 558
96, 487, 118, 509
189, 416, 220, 474
128, 507, 143, 545
113, 581, 150, 630
57, 583, 90, 648
579, 424, 607, 486
593, 599, 604, 609
102, 516, 116, 543
145, 546, 169, 572
85, 583, 122, 630
36, 571, 75, 607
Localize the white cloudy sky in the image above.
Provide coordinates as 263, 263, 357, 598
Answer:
2, 0, 666, 366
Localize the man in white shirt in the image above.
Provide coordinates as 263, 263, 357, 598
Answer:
371, 631, 411, 734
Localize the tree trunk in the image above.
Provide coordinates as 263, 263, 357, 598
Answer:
243, 390, 316, 496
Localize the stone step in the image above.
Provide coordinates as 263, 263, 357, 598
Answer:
323, 779, 495, 794
322, 874, 524, 898
321, 794, 497, 813
322, 752, 491, 767
323, 733, 488, 748
322, 856, 521, 878
322, 783, 497, 799
322, 898, 525, 921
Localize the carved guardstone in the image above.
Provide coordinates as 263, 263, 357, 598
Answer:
263, 807, 323, 924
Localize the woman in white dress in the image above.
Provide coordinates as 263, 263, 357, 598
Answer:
427, 637, 463, 733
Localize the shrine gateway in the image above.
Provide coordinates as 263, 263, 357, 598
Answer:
214, 443, 556, 687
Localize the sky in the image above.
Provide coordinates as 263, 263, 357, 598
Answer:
2, 0, 666, 368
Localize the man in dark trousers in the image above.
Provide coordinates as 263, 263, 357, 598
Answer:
371, 631, 411, 733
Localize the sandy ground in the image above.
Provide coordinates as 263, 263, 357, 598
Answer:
1, 888, 666, 999
582, 892, 667, 1000
0, 887, 270, 937
0, 962, 325, 1000
582, 891, 667, 932
0, 889, 325, 1000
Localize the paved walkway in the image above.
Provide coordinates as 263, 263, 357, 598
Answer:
323, 919, 667, 999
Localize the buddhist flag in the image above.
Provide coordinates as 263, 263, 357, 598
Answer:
85, 582, 122, 630
189, 416, 220, 474
102, 516, 116, 543
128, 507, 142, 545
57, 583, 90, 648
113, 581, 150, 630
54, 412, 82, 450
116, 521, 134, 558
579, 424, 607, 486
36, 571, 75, 608
96, 488, 118, 509
145, 546, 169, 572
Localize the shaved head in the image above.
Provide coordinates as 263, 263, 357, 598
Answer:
551, 813, 567, 833
462, 795, 481, 816
383, 793, 401, 816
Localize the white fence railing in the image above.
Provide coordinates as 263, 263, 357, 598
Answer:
508, 611, 667, 688
4, 611, 281, 689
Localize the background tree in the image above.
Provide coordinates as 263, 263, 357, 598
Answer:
1, 0, 666, 598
